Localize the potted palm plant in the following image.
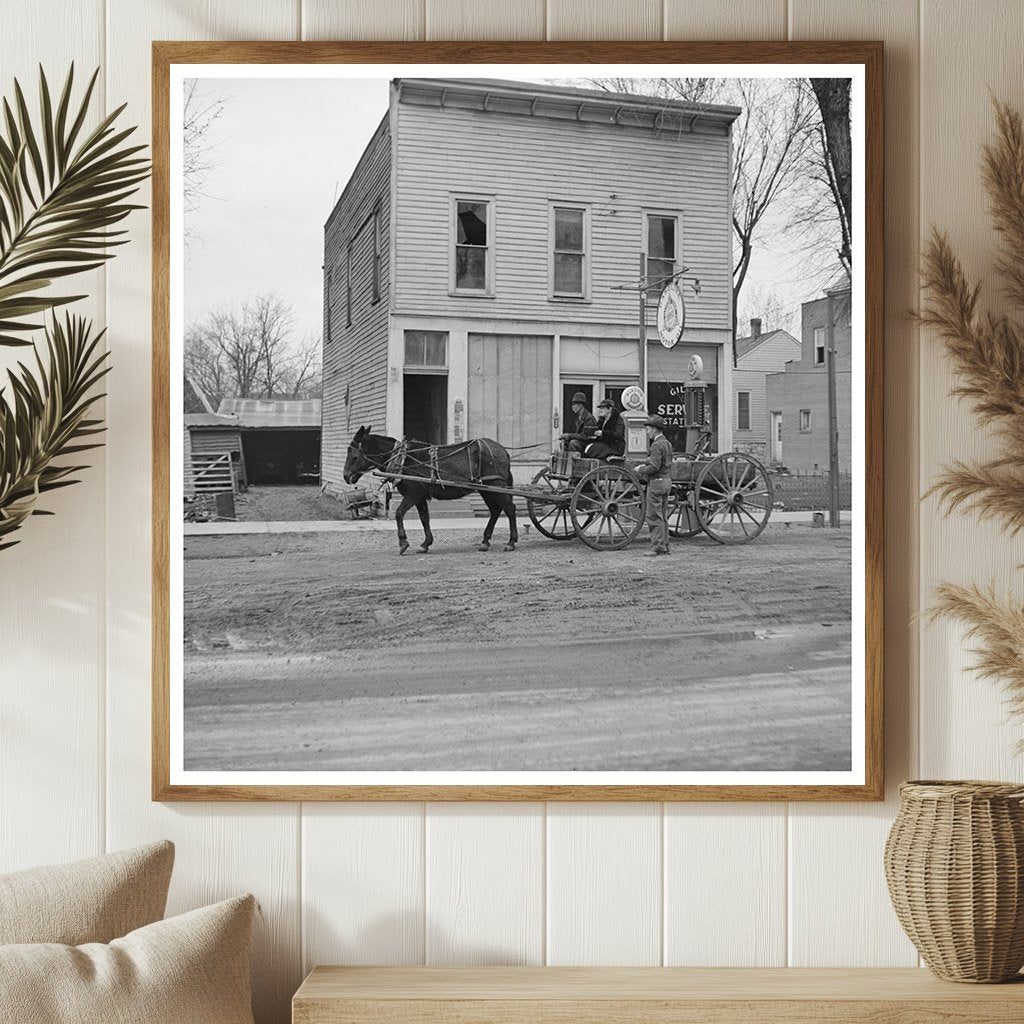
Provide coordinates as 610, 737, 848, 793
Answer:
0, 65, 149, 550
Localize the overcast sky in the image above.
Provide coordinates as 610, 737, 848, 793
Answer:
183, 77, 390, 341
183, 76, 842, 342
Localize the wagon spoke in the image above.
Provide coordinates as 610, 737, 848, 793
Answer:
695, 452, 773, 545
738, 505, 763, 526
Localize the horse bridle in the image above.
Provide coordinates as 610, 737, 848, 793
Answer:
347, 439, 404, 474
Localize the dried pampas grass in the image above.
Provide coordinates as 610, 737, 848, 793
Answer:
920, 98, 1024, 727
932, 584, 1024, 725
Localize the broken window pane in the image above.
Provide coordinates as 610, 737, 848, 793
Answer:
648, 215, 675, 259
457, 202, 488, 245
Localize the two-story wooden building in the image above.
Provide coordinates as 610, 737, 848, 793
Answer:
321, 77, 740, 490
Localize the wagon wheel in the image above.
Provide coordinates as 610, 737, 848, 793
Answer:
667, 484, 702, 538
570, 465, 645, 550
526, 467, 574, 540
695, 452, 773, 545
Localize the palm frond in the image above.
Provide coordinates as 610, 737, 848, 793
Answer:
0, 64, 149, 346
0, 312, 109, 548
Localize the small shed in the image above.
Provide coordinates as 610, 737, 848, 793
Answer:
219, 398, 322, 485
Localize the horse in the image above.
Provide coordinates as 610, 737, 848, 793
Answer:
343, 426, 519, 555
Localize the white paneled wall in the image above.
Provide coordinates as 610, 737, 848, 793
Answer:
3, 2, 1023, 1022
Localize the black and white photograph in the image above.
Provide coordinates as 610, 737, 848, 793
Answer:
164, 54, 875, 795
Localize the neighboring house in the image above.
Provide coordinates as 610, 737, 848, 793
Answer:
765, 275, 853, 473
322, 77, 740, 488
731, 317, 801, 464
185, 398, 322, 492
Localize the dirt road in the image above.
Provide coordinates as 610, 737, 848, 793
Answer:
184, 524, 853, 772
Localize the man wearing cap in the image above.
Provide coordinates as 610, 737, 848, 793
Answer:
583, 398, 626, 460
560, 392, 597, 452
636, 413, 674, 555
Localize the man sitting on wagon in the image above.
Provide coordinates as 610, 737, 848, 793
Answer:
583, 398, 626, 460
559, 392, 597, 452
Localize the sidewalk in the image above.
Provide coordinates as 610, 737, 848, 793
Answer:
184, 509, 852, 536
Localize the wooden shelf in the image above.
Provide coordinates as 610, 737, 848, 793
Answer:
293, 966, 1024, 1023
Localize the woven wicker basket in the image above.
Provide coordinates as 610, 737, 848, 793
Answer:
884, 780, 1024, 982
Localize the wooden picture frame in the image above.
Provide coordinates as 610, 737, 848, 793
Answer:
153, 40, 883, 801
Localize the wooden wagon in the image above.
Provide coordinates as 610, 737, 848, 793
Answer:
524, 448, 774, 550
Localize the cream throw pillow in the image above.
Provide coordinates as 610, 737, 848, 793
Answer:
0, 840, 174, 945
0, 894, 256, 1024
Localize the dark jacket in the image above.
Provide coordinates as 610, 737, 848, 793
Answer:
565, 407, 597, 438
639, 432, 674, 481
586, 408, 625, 457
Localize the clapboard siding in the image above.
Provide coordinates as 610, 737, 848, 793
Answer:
322, 116, 391, 489
733, 331, 801, 447
393, 100, 733, 330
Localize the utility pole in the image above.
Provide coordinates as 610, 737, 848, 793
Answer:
826, 289, 841, 528
638, 252, 648, 400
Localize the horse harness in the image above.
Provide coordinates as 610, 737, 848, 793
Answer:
354, 437, 505, 487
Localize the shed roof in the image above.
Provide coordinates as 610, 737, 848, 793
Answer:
185, 412, 237, 429
216, 397, 322, 429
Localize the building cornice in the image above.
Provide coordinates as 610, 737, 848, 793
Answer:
395, 77, 741, 135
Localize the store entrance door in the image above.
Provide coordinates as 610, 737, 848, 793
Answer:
561, 381, 595, 433
404, 373, 448, 444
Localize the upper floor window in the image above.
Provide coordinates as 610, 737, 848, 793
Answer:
813, 326, 826, 365
452, 197, 493, 294
646, 213, 677, 298
551, 204, 588, 299
800, 408, 812, 432
325, 267, 333, 345
737, 391, 751, 431
371, 203, 382, 304
345, 242, 353, 327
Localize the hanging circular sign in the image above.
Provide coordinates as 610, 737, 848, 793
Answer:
657, 282, 685, 348
620, 385, 646, 412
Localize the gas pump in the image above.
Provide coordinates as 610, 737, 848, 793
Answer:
682, 355, 713, 455
618, 385, 649, 457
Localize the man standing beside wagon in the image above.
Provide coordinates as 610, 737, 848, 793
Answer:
636, 413, 674, 556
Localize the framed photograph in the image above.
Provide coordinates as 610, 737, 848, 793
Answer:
153, 41, 883, 801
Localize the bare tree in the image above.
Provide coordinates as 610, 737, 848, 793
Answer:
809, 78, 853, 275
184, 324, 229, 408
183, 79, 227, 251
279, 333, 322, 399
582, 76, 727, 106
737, 283, 800, 338
184, 293, 321, 408
247, 293, 298, 398
730, 78, 818, 362
582, 76, 819, 364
